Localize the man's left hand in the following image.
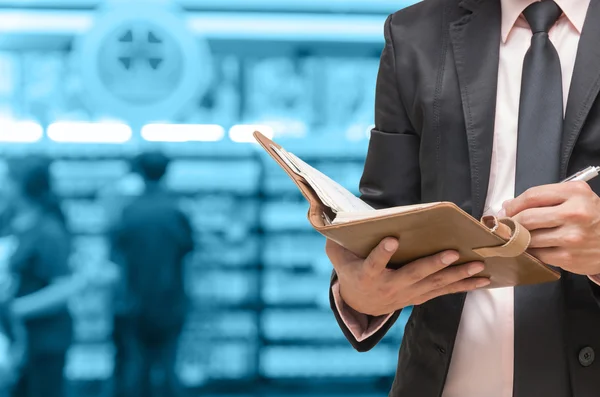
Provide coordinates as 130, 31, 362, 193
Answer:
502, 181, 600, 276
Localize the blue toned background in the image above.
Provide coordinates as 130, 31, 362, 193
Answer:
0, 0, 417, 396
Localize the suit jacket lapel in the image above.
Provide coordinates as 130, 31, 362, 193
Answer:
449, 0, 501, 219
562, 0, 600, 177
434, 0, 501, 372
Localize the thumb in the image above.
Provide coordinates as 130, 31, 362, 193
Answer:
363, 238, 399, 277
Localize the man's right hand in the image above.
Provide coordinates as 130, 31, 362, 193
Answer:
326, 238, 491, 316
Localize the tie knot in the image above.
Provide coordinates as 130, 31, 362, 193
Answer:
523, 0, 562, 34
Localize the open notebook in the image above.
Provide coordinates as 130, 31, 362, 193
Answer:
270, 144, 439, 224
255, 131, 560, 288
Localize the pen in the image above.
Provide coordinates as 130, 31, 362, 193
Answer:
561, 166, 600, 183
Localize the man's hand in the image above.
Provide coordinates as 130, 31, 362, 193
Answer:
502, 181, 600, 275
325, 238, 490, 316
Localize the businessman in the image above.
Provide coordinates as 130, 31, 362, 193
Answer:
326, 0, 600, 396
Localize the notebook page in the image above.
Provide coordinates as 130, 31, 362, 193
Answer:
271, 145, 342, 211
286, 152, 373, 213
270, 145, 373, 213
332, 202, 441, 224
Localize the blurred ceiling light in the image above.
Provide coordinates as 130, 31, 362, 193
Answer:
229, 125, 274, 143
141, 124, 225, 142
188, 13, 385, 43
0, 11, 91, 34
0, 120, 43, 143
264, 120, 307, 139
47, 122, 132, 143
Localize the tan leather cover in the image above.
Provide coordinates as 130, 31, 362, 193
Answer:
254, 131, 560, 288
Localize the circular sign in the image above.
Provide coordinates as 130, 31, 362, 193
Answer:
75, 2, 212, 122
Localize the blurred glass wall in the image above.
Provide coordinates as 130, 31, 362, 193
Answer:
0, 0, 417, 396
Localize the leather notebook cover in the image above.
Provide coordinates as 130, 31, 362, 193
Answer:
254, 131, 560, 288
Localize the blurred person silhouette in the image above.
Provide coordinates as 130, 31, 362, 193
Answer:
0, 273, 26, 397
0, 156, 85, 397
0, 231, 25, 397
110, 151, 194, 397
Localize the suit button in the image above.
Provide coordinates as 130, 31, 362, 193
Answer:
579, 347, 595, 367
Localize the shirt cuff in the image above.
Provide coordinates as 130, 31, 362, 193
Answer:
588, 274, 600, 286
331, 281, 394, 342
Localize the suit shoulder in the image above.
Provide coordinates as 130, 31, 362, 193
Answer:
388, 0, 458, 40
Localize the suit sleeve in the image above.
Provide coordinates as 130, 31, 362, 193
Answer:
329, 14, 422, 351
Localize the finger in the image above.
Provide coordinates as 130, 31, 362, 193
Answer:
393, 250, 460, 285
503, 184, 570, 217
362, 238, 399, 278
325, 239, 360, 271
512, 207, 565, 231
528, 247, 571, 268
411, 261, 485, 296
528, 227, 569, 248
412, 277, 491, 305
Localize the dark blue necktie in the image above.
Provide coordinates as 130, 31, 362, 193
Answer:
515, 0, 563, 194
513, 2, 570, 396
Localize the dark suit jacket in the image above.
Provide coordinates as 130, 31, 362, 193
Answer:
330, 0, 600, 396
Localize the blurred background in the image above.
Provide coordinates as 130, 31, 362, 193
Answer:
0, 0, 417, 396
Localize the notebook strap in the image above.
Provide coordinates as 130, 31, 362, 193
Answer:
473, 217, 531, 258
